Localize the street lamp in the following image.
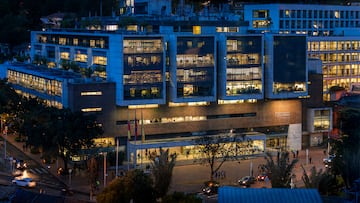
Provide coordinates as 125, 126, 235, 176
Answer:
100, 152, 107, 188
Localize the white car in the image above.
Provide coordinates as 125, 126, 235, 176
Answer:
323, 154, 336, 164
12, 177, 36, 188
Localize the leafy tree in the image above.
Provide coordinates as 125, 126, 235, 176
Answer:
96, 175, 129, 203
301, 165, 342, 196
332, 108, 360, 188
0, 79, 21, 115
54, 109, 103, 172
22, 106, 103, 172
17, 96, 46, 141
97, 169, 156, 203
149, 148, 177, 199
262, 151, 298, 188
194, 135, 250, 181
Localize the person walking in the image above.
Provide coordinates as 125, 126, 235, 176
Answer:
309, 156, 312, 164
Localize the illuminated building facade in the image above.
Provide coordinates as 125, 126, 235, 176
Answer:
9, 2, 353, 164
244, 3, 360, 101
8, 26, 306, 165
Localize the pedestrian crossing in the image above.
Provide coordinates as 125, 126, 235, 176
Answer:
28, 167, 50, 175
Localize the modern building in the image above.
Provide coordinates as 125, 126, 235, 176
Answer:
11, 26, 306, 165
7, 1, 357, 165
243, 3, 360, 102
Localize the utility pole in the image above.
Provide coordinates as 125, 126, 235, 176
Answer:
115, 138, 119, 177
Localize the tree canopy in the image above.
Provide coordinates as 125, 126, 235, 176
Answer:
261, 151, 298, 188
0, 78, 104, 172
96, 169, 156, 203
332, 107, 360, 188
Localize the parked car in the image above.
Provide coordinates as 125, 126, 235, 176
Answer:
61, 188, 74, 196
256, 173, 269, 181
12, 177, 36, 188
238, 176, 256, 187
323, 154, 336, 164
202, 181, 219, 196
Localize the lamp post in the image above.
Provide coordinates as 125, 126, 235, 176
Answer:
103, 152, 107, 188
100, 152, 107, 188
3, 125, 7, 160
115, 139, 119, 177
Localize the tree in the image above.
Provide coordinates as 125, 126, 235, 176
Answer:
301, 165, 340, 196
22, 107, 103, 172
97, 169, 156, 203
261, 151, 298, 188
54, 109, 103, 172
332, 107, 360, 188
194, 135, 247, 181
149, 148, 177, 199
0, 79, 21, 115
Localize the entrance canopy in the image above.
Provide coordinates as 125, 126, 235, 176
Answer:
127, 131, 267, 167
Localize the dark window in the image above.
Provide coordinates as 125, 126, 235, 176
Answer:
273, 36, 306, 83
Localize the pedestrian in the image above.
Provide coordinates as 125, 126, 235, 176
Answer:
323, 150, 326, 155
296, 150, 299, 158
309, 156, 312, 164
222, 170, 226, 179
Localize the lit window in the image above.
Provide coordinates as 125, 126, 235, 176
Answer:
130, 88, 136, 97
127, 25, 138, 32
106, 25, 118, 31
253, 20, 271, 28
90, 40, 95, 47
81, 91, 103, 96
81, 108, 102, 112
193, 26, 201, 34
128, 104, 159, 109
93, 56, 107, 65
75, 50, 87, 62
285, 10, 290, 17
99, 39, 105, 48
335, 11, 340, 18
183, 84, 194, 96
59, 38, 67, 45
60, 52, 70, 60
73, 38, 78, 46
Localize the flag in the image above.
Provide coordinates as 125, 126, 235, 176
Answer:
141, 109, 145, 143
127, 111, 131, 140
